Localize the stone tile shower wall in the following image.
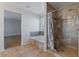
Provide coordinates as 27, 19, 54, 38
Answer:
47, 3, 66, 50
47, 3, 79, 50
53, 11, 63, 50
57, 4, 79, 49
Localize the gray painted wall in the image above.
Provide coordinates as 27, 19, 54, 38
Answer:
4, 19, 21, 37
4, 11, 21, 37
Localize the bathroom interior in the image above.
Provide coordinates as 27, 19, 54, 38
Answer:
1, 2, 79, 57
46, 2, 79, 57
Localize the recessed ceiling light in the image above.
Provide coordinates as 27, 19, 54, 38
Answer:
26, 6, 30, 8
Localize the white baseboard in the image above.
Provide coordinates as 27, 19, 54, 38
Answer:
4, 34, 21, 37
21, 39, 31, 46
0, 48, 4, 52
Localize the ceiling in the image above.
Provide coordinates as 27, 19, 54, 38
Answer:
5, 2, 45, 16
4, 2, 78, 20
4, 11, 21, 20
49, 2, 78, 9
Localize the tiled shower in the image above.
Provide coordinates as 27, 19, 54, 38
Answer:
47, 3, 79, 56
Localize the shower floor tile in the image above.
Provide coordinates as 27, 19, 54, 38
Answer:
57, 46, 78, 57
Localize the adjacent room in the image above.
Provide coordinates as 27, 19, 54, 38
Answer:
4, 10, 21, 49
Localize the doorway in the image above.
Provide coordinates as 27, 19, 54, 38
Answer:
4, 10, 21, 49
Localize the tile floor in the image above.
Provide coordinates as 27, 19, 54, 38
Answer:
57, 46, 78, 57
0, 39, 78, 57
0, 42, 55, 57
